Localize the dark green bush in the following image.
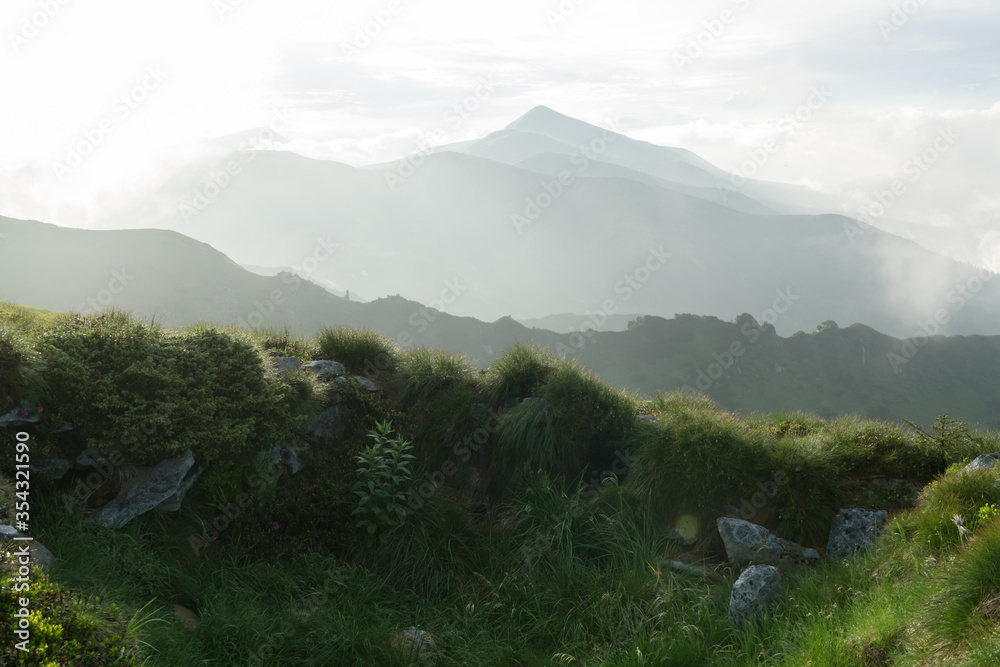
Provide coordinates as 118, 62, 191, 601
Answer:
0, 324, 45, 411
314, 326, 400, 376
623, 391, 773, 521
771, 434, 847, 542
39, 313, 297, 500
479, 343, 556, 407
389, 348, 477, 404
910, 467, 1000, 553
491, 360, 635, 486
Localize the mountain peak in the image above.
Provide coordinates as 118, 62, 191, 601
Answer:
504, 106, 620, 146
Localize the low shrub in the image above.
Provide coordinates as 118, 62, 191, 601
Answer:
910, 467, 1000, 553
389, 348, 477, 404
491, 360, 636, 487
623, 391, 773, 521
0, 324, 45, 411
771, 434, 848, 542
479, 343, 556, 407
39, 313, 297, 500
0, 551, 143, 665
314, 326, 400, 376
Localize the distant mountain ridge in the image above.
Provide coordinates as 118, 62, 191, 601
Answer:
2, 215, 999, 429
91, 105, 1000, 338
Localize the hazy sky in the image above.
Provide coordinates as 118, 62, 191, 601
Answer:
1, 0, 998, 262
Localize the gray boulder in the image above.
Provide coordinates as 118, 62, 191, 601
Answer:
305, 405, 349, 443
270, 357, 302, 378
77, 448, 113, 467
303, 360, 347, 379
88, 449, 197, 528
335, 375, 380, 392
729, 565, 782, 628
965, 453, 1000, 472
0, 401, 41, 426
30, 458, 71, 480
717, 517, 820, 566
157, 464, 204, 512
827, 508, 887, 559
1, 524, 55, 573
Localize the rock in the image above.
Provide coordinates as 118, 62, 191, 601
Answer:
637, 414, 658, 422
717, 517, 820, 566
305, 405, 349, 443
281, 441, 308, 475
88, 450, 197, 528
0, 524, 55, 573
270, 357, 302, 378
0, 401, 41, 427
302, 360, 347, 378
729, 565, 782, 628
522, 397, 543, 404
390, 626, 436, 662
77, 448, 113, 467
826, 508, 888, 559
29, 458, 71, 480
965, 453, 1000, 472
157, 464, 204, 512
172, 605, 201, 632
334, 375, 380, 392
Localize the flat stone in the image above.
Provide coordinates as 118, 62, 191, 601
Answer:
717, 517, 820, 566
88, 450, 197, 528
270, 357, 302, 378
30, 458, 71, 480
302, 360, 346, 378
157, 464, 204, 512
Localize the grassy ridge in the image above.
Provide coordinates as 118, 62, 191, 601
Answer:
3, 305, 1000, 665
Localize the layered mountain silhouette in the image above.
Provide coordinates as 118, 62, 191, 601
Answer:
95, 106, 999, 338
2, 214, 999, 428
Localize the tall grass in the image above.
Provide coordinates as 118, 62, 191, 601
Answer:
314, 325, 401, 376
479, 342, 557, 406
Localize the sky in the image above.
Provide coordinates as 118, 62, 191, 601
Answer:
1, 0, 998, 267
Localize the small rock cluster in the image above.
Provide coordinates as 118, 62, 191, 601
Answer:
718, 508, 892, 627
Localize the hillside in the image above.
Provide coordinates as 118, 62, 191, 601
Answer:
4, 311, 1000, 665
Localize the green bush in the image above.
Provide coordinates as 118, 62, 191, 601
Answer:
623, 391, 773, 521
827, 416, 939, 479
0, 551, 143, 665
491, 360, 635, 486
39, 313, 297, 500
771, 434, 847, 541
258, 331, 319, 362
314, 326, 400, 376
479, 343, 556, 406
911, 467, 1000, 553
279, 368, 326, 419
352, 420, 416, 541
389, 348, 477, 404
924, 518, 1000, 649
0, 324, 45, 411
